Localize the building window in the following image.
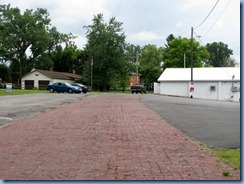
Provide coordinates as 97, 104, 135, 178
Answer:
210, 86, 216, 91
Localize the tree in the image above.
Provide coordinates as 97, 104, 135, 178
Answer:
164, 34, 175, 51
205, 42, 234, 67
52, 44, 84, 74
139, 44, 163, 90
163, 37, 209, 69
84, 14, 127, 91
0, 64, 11, 82
0, 4, 70, 85
0, 4, 51, 82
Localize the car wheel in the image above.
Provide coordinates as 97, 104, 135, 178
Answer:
50, 88, 54, 93
68, 88, 73, 94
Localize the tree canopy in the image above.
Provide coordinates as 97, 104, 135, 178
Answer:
139, 44, 163, 90
205, 42, 235, 67
162, 36, 209, 69
83, 13, 127, 91
0, 4, 73, 83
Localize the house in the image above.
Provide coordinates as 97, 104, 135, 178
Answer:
129, 73, 141, 87
21, 69, 82, 90
154, 67, 240, 102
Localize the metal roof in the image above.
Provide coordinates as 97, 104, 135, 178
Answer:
158, 67, 240, 82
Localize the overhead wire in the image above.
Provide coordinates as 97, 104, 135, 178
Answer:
202, 0, 232, 39
194, 0, 221, 30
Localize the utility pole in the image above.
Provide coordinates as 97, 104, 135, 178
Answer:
190, 27, 194, 98
184, 53, 186, 68
136, 52, 139, 84
91, 57, 93, 91
191, 27, 193, 83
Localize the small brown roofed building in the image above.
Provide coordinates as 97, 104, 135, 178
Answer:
21, 69, 82, 90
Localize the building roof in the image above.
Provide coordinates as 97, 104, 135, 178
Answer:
24, 69, 81, 80
158, 67, 240, 82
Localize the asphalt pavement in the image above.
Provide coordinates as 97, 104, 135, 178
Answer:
0, 93, 90, 127
141, 94, 240, 148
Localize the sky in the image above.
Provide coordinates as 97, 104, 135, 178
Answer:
1, 0, 241, 65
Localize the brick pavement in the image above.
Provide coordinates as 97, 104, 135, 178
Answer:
0, 94, 240, 180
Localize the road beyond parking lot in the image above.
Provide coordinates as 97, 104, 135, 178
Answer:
142, 95, 240, 148
0, 94, 239, 180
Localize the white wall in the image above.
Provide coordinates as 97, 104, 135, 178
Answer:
160, 82, 188, 97
193, 81, 218, 100
221, 81, 240, 102
154, 82, 160, 94
159, 81, 240, 102
22, 71, 52, 89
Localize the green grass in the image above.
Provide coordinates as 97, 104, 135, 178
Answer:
211, 148, 240, 169
0, 89, 47, 96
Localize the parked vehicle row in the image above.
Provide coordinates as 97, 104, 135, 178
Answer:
47, 82, 90, 94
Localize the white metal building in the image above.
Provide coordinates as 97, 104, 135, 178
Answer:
154, 67, 240, 102
21, 69, 81, 90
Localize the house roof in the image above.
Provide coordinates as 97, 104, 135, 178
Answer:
158, 67, 240, 82
24, 69, 81, 80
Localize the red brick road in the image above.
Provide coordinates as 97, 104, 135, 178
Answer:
0, 94, 240, 180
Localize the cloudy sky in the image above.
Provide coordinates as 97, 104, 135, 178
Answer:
1, 0, 241, 64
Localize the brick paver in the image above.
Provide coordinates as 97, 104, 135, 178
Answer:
0, 94, 240, 180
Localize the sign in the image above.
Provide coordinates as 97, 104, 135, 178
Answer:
189, 82, 194, 98
6, 83, 12, 93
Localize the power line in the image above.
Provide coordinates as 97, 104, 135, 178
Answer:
203, 0, 232, 38
194, 0, 221, 29
193, 31, 204, 45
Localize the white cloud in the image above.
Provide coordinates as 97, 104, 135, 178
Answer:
180, 0, 214, 10
74, 35, 87, 49
130, 31, 163, 42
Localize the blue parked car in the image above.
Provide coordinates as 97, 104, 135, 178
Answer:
47, 82, 82, 94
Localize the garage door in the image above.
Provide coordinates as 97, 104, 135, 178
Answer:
38, 80, 49, 90
25, 80, 34, 90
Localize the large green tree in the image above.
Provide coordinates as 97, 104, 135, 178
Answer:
205, 42, 235, 67
0, 4, 69, 84
0, 4, 51, 81
84, 14, 127, 91
163, 37, 209, 69
139, 44, 163, 90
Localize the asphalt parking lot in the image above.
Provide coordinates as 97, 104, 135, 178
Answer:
0, 93, 90, 127
141, 94, 240, 148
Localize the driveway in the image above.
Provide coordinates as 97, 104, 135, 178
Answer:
141, 94, 240, 148
0, 93, 90, 127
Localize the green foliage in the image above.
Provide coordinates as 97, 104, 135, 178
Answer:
205, 42, 234, 67
0, 4, 74, 84
139, 44, 163, 90
163, 36, 209, 69
83, 14, 127, 91
0, 64, 11, 81
212, 148, 240, 169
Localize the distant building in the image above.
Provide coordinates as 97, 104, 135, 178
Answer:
129, 73, 141, 87
154, 67, 240, 102
21, 69, 81, 90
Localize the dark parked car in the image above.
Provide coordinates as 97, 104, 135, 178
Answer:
131, 84, 146, 94
47, 82, 82, 93
72, 83, 90, 93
